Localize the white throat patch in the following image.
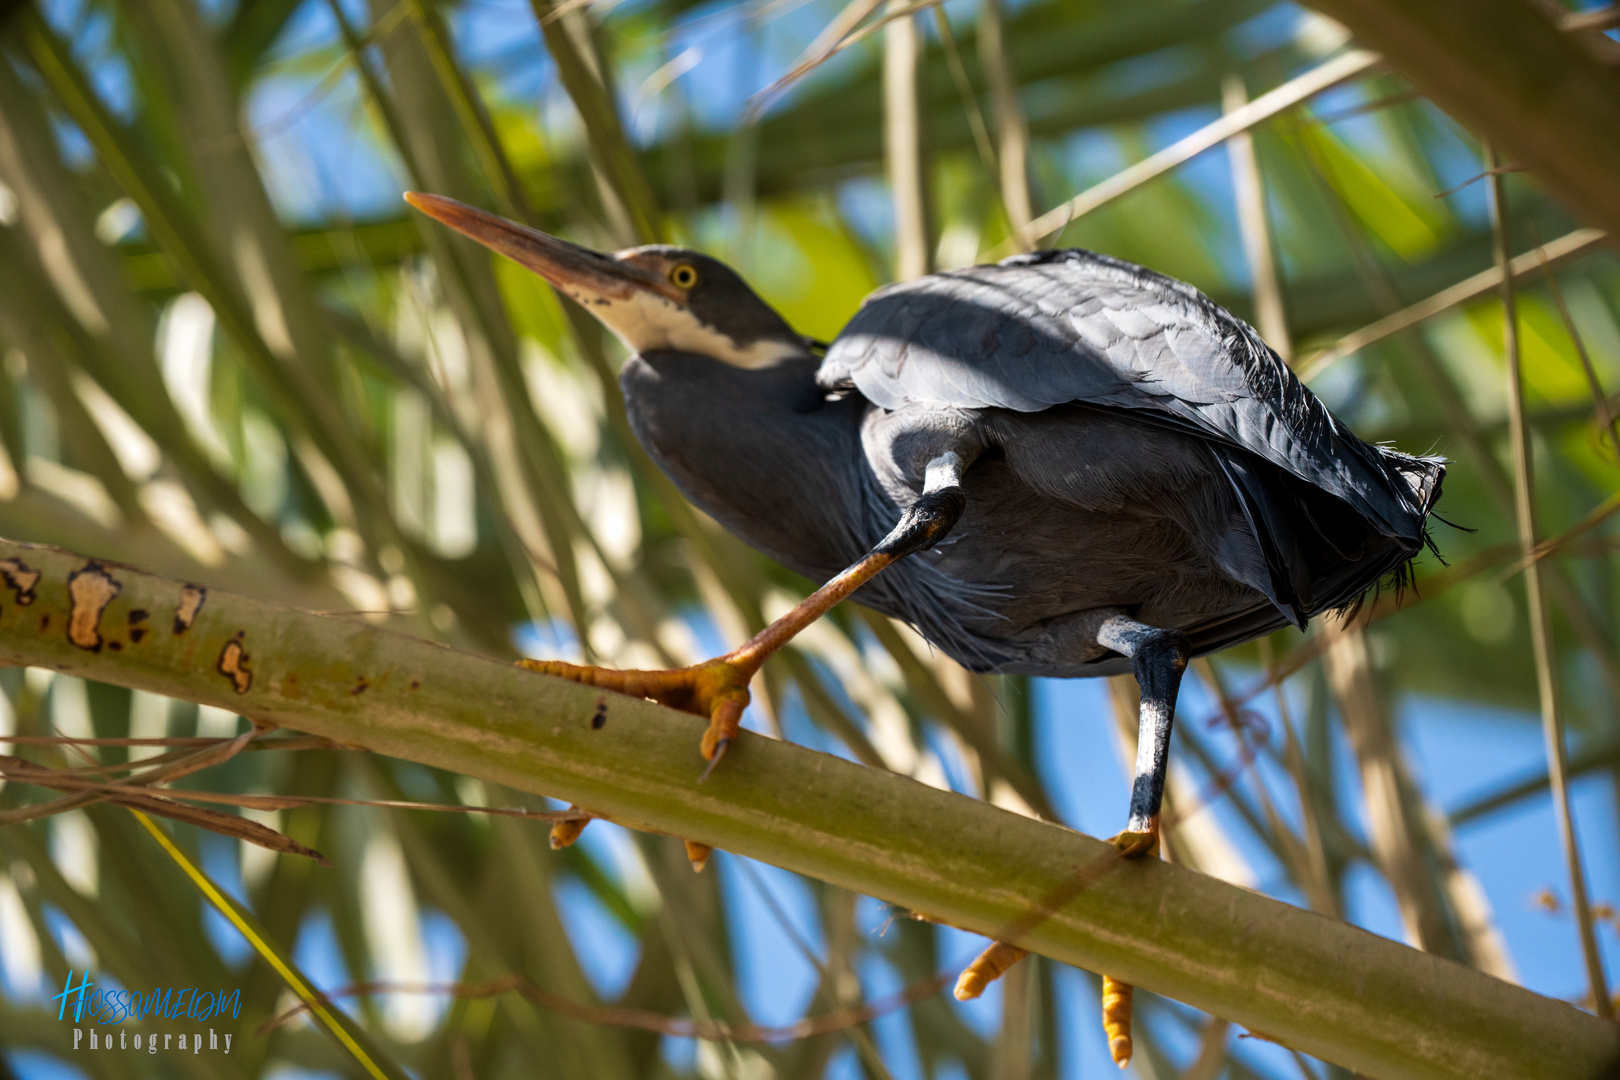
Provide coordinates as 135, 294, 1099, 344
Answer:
579, 288, 807, 369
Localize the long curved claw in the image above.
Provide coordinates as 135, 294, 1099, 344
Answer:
700, 690, 748, 765
684, 839, 712, 872
698, 739, 730, 783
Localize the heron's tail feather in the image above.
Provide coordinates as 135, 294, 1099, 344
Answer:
1352, 447, 1447, 613
1216, 443, 1446, 626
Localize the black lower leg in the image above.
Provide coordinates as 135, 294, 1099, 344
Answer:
872, 452, 968, 559
1098, 617, 1191, 832
873, 487, 966, 558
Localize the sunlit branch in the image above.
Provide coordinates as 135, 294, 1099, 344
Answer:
992, 49, 1383, 255
1295, 227, 1607, 381
1491, 146, 1612, 1021
1, 529, 1615, 1077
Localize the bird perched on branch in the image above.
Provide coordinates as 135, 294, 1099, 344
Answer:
407, 191, 1444, 1064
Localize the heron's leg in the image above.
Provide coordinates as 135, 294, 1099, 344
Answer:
1097, 614, 1191, 1067
955, 613, 1189, 1068
1096, 614, 1192, 857
522, 452, 968, 781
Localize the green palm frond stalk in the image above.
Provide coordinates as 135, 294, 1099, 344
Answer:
0, 539, 1614, 1080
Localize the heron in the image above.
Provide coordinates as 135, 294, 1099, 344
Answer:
406, 191, 1444, 1063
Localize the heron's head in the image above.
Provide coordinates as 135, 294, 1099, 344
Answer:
405, 192, 808, 369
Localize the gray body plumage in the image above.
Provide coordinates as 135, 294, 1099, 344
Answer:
624, 248, 1444, 678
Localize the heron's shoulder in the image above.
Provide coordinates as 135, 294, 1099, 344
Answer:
852, 248, 1217, 308
814, 250, 1443, 542
988, 249, 1277, 368
818, 247, 1277, 405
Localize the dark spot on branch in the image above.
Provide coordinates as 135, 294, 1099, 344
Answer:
174, 585, 206, 634
351, 677, 368, 696
409, 678, 420, 690
66, 562, 122, 652
128, 609, 148, 625
218, 632, 252, 694
592, 696, 609, 730
38, 614, 48, 632
0, 557, 40, 605
107, 641, 121, 651
129, 627, 146, 644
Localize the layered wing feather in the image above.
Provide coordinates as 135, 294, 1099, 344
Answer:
819, 249, 1445, 623
821, 249, 1441, 541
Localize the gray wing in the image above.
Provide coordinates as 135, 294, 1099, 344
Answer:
819, 249, 1441, 546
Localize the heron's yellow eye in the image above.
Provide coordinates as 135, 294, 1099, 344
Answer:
669, 263, 699, 290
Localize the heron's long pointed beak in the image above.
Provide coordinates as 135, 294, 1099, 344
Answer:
403, 192, 679, 303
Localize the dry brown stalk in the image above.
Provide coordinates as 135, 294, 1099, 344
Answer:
993, 49, 1383, 255
1490, 146, 1613, 1020
1223, 71, 1292, 361
1295, 227, 1606, 380
885, 0, 931, 281
0, 752, 328, 864
257, 971, 953, 1042
1527, 223, 1620, 460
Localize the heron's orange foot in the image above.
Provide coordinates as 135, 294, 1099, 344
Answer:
1108, 827, 1160, 860
1101, 975, 1134, 1067
518, 656, 753, 771
549, 806, 590, 850
1099, 827, 1155, 1064
954, 941, 1029, 1001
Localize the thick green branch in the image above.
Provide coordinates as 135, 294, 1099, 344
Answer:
0, 539, 1613, 1080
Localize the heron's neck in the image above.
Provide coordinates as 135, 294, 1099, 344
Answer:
619, 352, 866, 579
